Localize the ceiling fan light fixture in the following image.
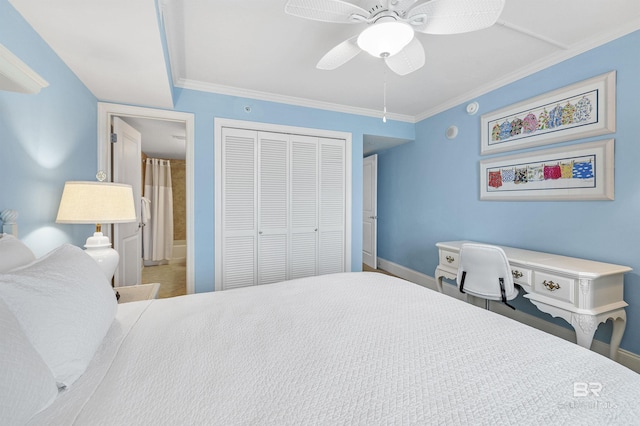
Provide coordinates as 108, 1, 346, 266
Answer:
357, 21, 414, 58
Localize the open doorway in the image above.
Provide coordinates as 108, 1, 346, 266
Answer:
120, 116, 187, 298
97, 102, 195, 295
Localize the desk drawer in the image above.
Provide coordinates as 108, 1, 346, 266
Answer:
439, 249, 459, 270
534, 272, 574, 304
510, 266, 531, 286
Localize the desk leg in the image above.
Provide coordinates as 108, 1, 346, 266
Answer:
607, 309, 626, 361
570, 313, 598, 351
435, 274, 444, 293
434, 267, 453, 293
570, 310, 626, 360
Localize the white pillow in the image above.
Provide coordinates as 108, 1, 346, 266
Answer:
0, 234, 36, 272
0, 297, 58, 424
0, 244, 117, 388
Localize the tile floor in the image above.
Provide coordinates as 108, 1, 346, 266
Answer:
141, 263, 187, 299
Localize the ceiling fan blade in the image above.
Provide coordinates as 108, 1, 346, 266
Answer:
389, 0, 418, 12
384, 37, 425, 75
285, 0, 370, 23
317, 36, 361, 70
408, 0, 505, 34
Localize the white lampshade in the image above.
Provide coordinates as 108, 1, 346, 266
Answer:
56, 181, 136, 280
56, 181, 136, 224
357, 20, 414, 58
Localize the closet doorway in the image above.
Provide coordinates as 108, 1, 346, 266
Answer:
97, 103, 195, 295
214, 118, 352, 291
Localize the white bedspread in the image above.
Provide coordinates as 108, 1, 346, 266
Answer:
31, 272, 640, 425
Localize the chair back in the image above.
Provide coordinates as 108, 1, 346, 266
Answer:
456, 243, 518, 302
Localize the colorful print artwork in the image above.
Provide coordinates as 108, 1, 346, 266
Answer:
481, 71, 616, 156
489, 93, 594, 145
487, 155, 596, 191
480, 139, 614, 201
487, 156, 595, 189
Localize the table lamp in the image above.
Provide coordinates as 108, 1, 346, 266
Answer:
56, 180, 136, 280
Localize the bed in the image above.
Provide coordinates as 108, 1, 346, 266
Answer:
2, 235, 640, 425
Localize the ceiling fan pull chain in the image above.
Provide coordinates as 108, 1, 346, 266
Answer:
383, 74, 387, 123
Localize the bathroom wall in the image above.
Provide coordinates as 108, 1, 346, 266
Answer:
170, 159, 186, 241
141, 153, 186, 242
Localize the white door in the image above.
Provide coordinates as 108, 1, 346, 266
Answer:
221, 127, 258, 289
289, 135, 318, 280
362, 154, 378, 269
112, 117, 142, 287
318, 138, 345, 275
257, 132, 289, 285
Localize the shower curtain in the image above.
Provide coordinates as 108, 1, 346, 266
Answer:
143, 158, 174, 262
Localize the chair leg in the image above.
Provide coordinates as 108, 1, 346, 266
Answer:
485, 299, 490, 310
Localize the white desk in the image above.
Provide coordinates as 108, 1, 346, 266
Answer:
434, 241, 631, 360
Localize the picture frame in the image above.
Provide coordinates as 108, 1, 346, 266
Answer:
479, 139, 614, 201
480, 71, 616, 155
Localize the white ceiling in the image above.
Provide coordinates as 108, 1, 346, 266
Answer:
120, 116, 186, 160
9, 0, 640, 125
9, 0, 173, 109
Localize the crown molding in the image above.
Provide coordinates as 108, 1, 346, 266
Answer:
414, 20, 640, 122
0, 43, 48, 94
175, 78, 416, 123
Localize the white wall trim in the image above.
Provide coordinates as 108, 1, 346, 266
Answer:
0, 43, 49, 94
177, 78, 415, 123
214, 118, 353, 292
97, 102, 196, 294
376, 256, 640, 373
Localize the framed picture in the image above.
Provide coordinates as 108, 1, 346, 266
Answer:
479, 139, 614, 201
480, 71, 616, 155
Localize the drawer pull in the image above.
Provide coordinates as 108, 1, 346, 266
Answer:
543, 280, 560, 291
512, 270, 523, 279
445, 255, 455, 263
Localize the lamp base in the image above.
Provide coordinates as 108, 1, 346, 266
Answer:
84, 232, 119, 281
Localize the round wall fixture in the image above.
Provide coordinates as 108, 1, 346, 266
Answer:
446, 125, 458, 140
466, 101, 479, 115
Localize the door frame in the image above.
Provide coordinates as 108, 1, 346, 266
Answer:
111, 117, 142, 287
362, 154, 378, 269
214, 118, 352, 291
97, 102, 195, 294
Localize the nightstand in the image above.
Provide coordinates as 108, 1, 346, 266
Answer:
116, 283, 160, 303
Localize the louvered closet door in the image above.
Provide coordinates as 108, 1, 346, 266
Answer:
289, 135, 318, 280
257, 132, 289, 285
319, 138, 346, 275
221, 128, 257, 289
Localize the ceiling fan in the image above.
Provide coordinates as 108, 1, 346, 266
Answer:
285, 0, 505, 75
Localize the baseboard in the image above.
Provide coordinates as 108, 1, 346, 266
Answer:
376, 257, 640, 373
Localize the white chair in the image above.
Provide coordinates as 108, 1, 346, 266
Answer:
456, 243, 518, 310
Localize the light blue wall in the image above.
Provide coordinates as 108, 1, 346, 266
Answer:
172, 89, 415, 292
0, 0, 98, 256
377, 30, 640, 354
